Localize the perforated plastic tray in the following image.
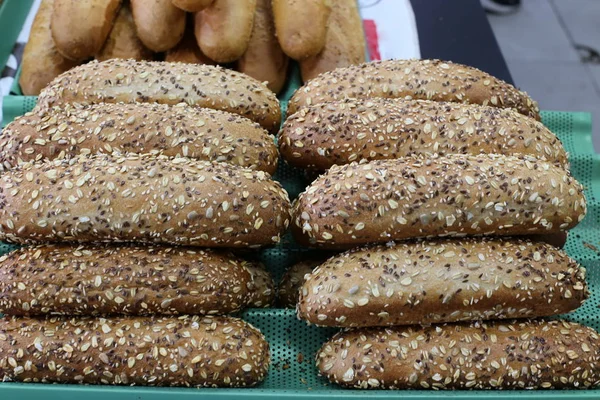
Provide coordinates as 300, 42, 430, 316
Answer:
0, 0, 34, 74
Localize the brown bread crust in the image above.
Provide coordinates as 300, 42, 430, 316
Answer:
279, 99, 567, 171
317, 319, 600, 389
37, 59, 281, 132
0, 315, 269, 386
277, 259, 321, 308
0, 102, 278, 174
0, 244, 254, 316
130, 0, 186, 52
245, 262, 275, 307
298, 238, 588, 327
172, 0, 214, 12
288, 59, 540, 120
292, 154, 585, 248
96, 4, 153, 61
165, 22, 216, 64
0, 154, 291, 248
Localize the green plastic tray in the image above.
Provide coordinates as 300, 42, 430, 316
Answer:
0, 0, 34, 75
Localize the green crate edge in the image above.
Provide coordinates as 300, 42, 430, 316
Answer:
0, 0, 34, 79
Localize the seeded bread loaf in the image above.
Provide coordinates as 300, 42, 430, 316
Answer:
131, 0, 186, 52
280, 99, 567, 171
298, 238, 587, 327
37, 59, 282, 132
292, 154, 585, 248
245, 262, 275, 307
96, 3, 153, 61
0, 154, 291, 247
277, 259, 322, 308
0, 315, 269, 386
172, 0, 214, 12
0, 102, 278, 174
317, 319, 600, 389
287, 59, 540, 120
0, 244, 254, 316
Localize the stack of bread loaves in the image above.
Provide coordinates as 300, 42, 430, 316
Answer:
0, 59, 289, 386
278, 59, 600, 389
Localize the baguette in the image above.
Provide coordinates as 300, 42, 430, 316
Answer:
194, 0, 257, 63
317, 319, 600, 389
245, 262, 275, 307
299, 0, 365, 82
292, 155, 585, 248
96, 3, 153, 61
288, 59, 541, 120
37, 59, 281, 132
51, 0, 122, 61
172, 0, 214, 12
130, 0, 186, 52
0, 244, 253, 316
19, 0, 79, 96
165, 22, 216, 65
0, 102, 278, 174
0, 315, 269, 386
272, 0, 330, 60
279, 99, 567, 171
298, 238, 588, 327
0, 154, 291, 248
237, 0, 289, 94
277, 259, 321, 308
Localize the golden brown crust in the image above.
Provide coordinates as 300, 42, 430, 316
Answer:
279, 99, 567, 171
96, 4, 153, 61
194, 0, 257, 63
0, 244, 253, 316
165, 21, 216, 64
277, 259, 322, 308
0, 102, 278, 174
317, 319, 600, 389
172, 0, 214, 12
19, 0, 80, 95
292, 155, 586, 248
299, 0, 365, 82
0, 315, 269, 386
298, 238, 588, 327
37, 59, 281, 132
51, 0, 122, 61
245, 262, 275, 307
288, 59, 541, 120
238, 0, 289, 94
0, 153, 291, 248
130, 0, 186, 52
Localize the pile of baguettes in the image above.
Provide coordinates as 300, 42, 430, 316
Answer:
0, 59, 290, 386
20, 0, 364, 96
276, 59, 600, 389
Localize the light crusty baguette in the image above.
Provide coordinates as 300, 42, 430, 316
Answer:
172, 0, 214, 12
277, 259, 322, 308
292, 154, 586, 248
298, 238, 588, 327
96, 3, 153, 61
0, 102, 278, 174
0, 154, 291, 248
272, 0, 330, 60
37, 59, 281, 132
194, 0, 257, 63
279, 99, 567, 171
165, 22, 216, 64
288, 59, 541, 120
245, 262, 275, 307
19, 0, 79, 95
299, 0, 365, 82
130, 0, 186, 52
51, 0, 122, 61
0, 315, 269, 386
0, 244, 253, 316
317, 319, 600, 389
237, 0, 289, 94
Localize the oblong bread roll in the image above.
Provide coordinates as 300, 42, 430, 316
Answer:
96, 3, 153, 61
172, 0, 214, 12
130, 0, 186, 52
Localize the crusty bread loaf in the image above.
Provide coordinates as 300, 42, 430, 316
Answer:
272, 0, 330, 60
172, 0, 214, 12
0, 154, 291, 248
245, 262, 275, 307
19, 0, 79, 95
317, 319, 600, 389
279, 99, 567, 171
0, 102, 278, 174
288, 59, 540, 120
0, 315, 269, 386
237, 0, 289, 94
292, 154, 586, 248
0, 244, 253, 316
298, 238, 588, 327
165, 21, 216, 64
194, 0, 257, 63
51, 0, 122, 61
37, 59, 281, 132
96, 3, 153, 61
299, 0, 366, 82
277, 259, 321, 308
130, 0, 186, 52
